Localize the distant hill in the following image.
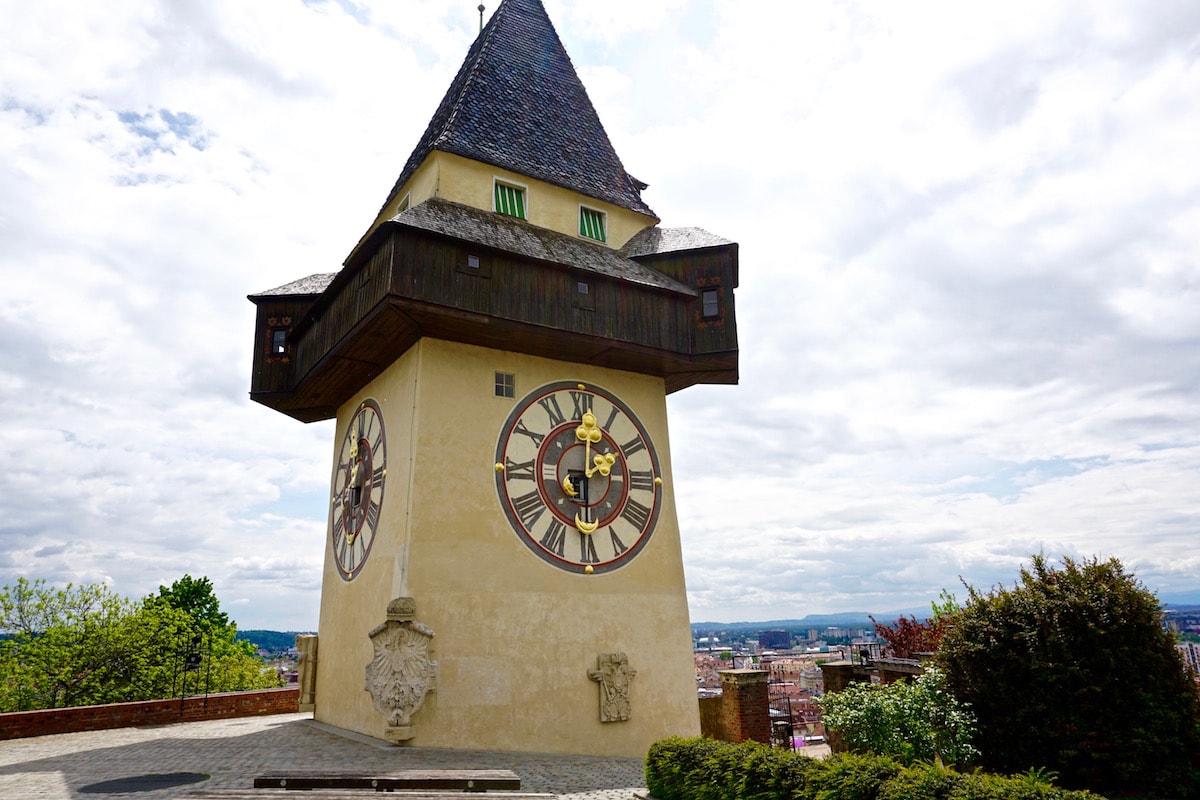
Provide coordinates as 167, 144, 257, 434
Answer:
693, 601, 1200, 636
692, 612, 880, 632
236, 630, 314, 652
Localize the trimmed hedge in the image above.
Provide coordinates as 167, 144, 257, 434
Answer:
645, 737, 1103, 800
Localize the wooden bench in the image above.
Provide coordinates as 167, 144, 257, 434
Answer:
251, 769, 522, 792
177, 792, 555, 800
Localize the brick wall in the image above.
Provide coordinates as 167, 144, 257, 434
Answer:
0, 687, 300, 740
716, 669, 770, 744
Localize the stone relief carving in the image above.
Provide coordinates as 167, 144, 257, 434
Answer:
364, 597, 437, 741
588, 652, 637, 722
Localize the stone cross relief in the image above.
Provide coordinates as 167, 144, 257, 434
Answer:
588, 652, 637, 722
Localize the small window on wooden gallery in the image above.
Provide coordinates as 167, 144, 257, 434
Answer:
270, 328, 288, 355
701, 289, 720, 319
495, 372, 515, 398
457, 250, 491, 277
494, 180, 527, 219
574, 280, 595, 310
579, 206, 606, 242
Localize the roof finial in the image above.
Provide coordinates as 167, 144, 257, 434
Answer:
478, 4, 486, 33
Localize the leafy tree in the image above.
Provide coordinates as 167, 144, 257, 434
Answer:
871, 615, 940, 659
819, 665, 979, 766
872, 591, 957, 658
936, 554, 1200, 797
0, 576, 280, 712
148, 574, 229, 632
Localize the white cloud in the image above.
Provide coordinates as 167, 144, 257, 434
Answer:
1, 0, 1198, 629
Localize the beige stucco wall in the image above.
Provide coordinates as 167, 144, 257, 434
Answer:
313, 338, 699, 757
366, 152, 657, 250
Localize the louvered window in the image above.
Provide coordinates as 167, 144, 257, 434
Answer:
579, 206, 606, 242
494, 181, 526, 219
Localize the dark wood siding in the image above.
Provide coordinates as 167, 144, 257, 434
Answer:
632, 244, 739, 357
248, 296, 318, 397
251, 228, 738, 422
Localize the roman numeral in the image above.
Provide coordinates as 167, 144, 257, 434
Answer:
628, 469, 654, 491
580, 534, 599, 564
603, 405, 620, 431
513, 419, 545, 447
365, 499, 380, 530
512, 490, 546, 529
372, 464, 386, 483
540, 520, 567, 557
609, 527, 628, 556
505, 457, 535, 481
621, 498, 651, 530
621, 436, 646, 457
537, 395, 566, 427
570, 390, 595, 420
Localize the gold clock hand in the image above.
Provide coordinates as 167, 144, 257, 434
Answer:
575, 512, 599, 534
576, 409, 607, 478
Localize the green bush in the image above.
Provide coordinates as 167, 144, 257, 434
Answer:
936, 555, 1200, 798
819, 666, 978, 766
809, 751, 903, 800
878, 761, 962, 800
643, 738, 1099, 800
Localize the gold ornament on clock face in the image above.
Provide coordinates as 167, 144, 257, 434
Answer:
330, 399, 387, 581
494, 381, 663, 574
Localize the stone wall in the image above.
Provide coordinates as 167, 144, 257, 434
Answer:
698, 694, 724, 740
0, 687, 299, 741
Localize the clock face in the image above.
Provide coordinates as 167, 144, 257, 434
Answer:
330, 399, 387, 581
495, 381, 663, 574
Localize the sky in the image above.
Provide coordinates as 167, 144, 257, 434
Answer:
1, 0, 1198, 631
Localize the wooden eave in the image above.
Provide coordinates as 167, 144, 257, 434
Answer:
251, 225, 736, 423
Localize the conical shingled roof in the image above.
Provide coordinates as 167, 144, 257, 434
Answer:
379, 0, 656, 219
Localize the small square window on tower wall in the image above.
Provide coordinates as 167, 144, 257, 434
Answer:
702, 289, 720, 318
495, 372, 515, 398
270, 328, 288, 354
579, 206, 606, 242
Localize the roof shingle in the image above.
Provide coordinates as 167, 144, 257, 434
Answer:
392, 199, 693, 295
621, 227, 735, 258
380, 0, 655, 219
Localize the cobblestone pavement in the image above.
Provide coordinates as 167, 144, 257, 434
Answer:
0, 713, 651, 800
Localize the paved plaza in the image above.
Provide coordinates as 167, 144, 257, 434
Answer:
0, 713, 650, 800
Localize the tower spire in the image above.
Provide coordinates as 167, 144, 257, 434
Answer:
379, 0, 655, 221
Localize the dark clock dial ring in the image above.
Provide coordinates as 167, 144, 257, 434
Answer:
494, 381, 661, 575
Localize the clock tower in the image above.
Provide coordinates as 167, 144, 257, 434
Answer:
248, 0, 737, 757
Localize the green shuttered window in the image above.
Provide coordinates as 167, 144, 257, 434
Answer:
579, 206, 606, 242
495, 181, 526, 219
